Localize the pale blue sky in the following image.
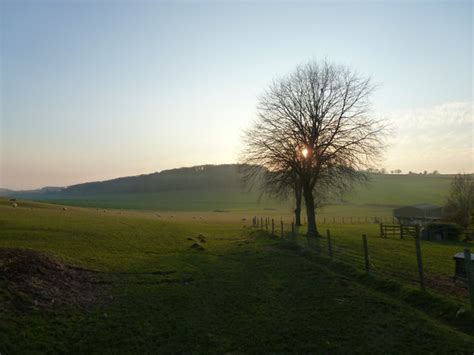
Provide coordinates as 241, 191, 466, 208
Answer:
1, 0, 472, 189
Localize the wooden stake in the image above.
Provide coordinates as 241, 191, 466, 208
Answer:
362, 234, 370, 274
327, 229, 333, 259
415, 236, 425, 291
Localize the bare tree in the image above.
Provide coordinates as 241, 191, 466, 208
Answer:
240, 152, 304, 225
262, 169, 304, 225
445, 174, 474, 238
242, 60, 385, 237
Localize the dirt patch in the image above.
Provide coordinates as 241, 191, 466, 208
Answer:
0, 248, 105, 312
425, 274, 469, 299
133, 277, 194, 285
190, 243, 205, 251
148, 270, 176, 275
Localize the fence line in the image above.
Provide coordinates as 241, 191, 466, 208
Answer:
253, 215, 396, 226
251, 215, 474, 308
380, 223, 419, 239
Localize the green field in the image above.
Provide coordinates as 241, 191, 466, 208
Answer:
25, 174, 453, 216
292, 223, 473, 304
1, 197, 473, 353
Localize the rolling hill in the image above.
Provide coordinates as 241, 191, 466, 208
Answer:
1, 164, 454, 213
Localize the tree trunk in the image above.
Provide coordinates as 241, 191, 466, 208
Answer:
294, 184, 302, 226
303, 184, 319, 237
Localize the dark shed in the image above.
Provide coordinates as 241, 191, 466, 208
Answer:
393, 203, 443, 225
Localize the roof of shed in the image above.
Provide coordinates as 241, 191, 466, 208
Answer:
393, 204, 443, 219
409, 203, 441, 210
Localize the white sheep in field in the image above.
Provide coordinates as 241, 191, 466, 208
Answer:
63, 207, 68, 211
12, 202, 17, 208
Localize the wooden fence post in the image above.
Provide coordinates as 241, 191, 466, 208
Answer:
362, 234, 370, 274
271, 219, 274, 235
400, 224, 404, 239
316, 233, 321, 255
280, 220, 284, 238
327, 229, 333, 259
260, 217, 263, 229
415, 235, 425, 291
463, 249, 474, 308
380, 223, 384, 238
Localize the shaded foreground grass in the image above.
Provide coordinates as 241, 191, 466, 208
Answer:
1, 201, 473, 353
292, 223, 474, 305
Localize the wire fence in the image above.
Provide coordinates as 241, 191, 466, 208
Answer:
251, 216, 474, 308
319, 216, 395, 224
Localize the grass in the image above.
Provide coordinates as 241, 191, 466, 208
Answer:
25, 174, 453, 217
283, 222, 474, 305
1, 198, 474, 353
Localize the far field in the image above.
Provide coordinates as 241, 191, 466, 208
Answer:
25, 174, 453, 219
1, 197, 473, 353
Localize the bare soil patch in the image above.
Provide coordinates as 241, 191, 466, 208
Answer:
0, 248, 105, 311
190, 243, 205, 251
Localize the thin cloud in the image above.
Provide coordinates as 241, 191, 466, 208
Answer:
381, 101, 473, 173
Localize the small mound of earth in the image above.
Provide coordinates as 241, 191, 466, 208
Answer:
190, 243, 205, 251
0, 248, 103, 311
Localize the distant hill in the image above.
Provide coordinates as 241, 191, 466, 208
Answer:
62, 164, 244, 195
2, 164, 248, 199
0, 188, 13, 196
0, 186, 63, 197
1, 164, 455, 213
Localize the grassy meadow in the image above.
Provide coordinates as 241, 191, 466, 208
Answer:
1, 196, 474, 353
29, 174, 453, 217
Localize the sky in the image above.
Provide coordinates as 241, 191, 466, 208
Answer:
1, 0, 472, 190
